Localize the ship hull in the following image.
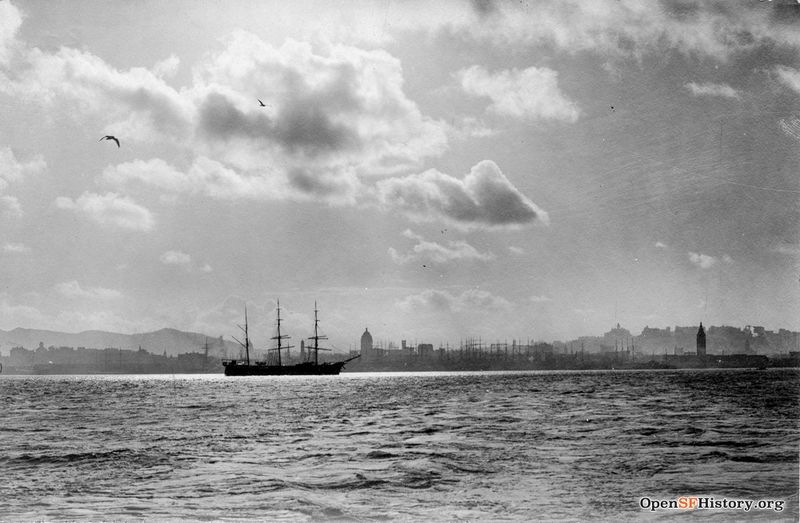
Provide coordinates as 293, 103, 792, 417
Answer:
222, 360, 349, 376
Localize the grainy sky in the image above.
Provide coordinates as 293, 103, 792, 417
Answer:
0, 0, 798, 349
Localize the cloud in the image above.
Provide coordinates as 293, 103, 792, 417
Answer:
54, 192, 154, 231
509, 246, 525, 255
0, 1, 22, 65
775, 66, 800, 94
0, 195, 21, 218
160, 250, 192, 267
55, 280, 122, 300
159, 250, 213, 273
153, 54, 180, 78
104, 156, 361, 204
436, 1, 800, 62
685, 81, 740, 100
530, 295, 552, 303
771, 243, 800, 256
0, 147, 46, 218
655, 241, 668, 249
0, 147, 46, 183
3, 28, 447, 206
376, 160, 548, 230
397, 288, 511, 313
3, 242, 29, 254
688, 251, 717, 269
0, 297, 46, 329
389, 229, 495, 264
454, 117, 498, 139
458, 65, 579, 122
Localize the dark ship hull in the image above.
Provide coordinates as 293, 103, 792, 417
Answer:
222, 357, 358, 376
223, 300, 356, 377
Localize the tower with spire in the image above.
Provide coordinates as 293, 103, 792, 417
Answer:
696, 322, 706, 358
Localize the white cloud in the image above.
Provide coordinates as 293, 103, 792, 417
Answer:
688, 251, 717, 269
0, 1, 22, 65
509, 246, 525, 255
0, 195, 22, 218
685, 82, 740, 100
0, 147, 46, 218
103, 157, 309, 202
0, 147, 46, 183
153, 54, 180, 78
0, 297, 46, 329
397, 288, 511, 313
376, 160, 548, 230
771, 243, 800, 256
3, 242, 29, 254
55, 280, 122, 300
160, 250, 192, 267
458, 65, 579, 122
159, 250, 213, 274
389, 229, 495, 264
3, 28, 448, 207
530, 295, 552, 303
421, 1, 800, 62
776, 66, 800, 94
655, 241, 668, 249
54, 192, 154, 231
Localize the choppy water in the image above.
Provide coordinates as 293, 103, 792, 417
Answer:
0, 369, 797, 521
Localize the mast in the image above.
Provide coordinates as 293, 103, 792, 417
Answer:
245, 307, 250, 365
232, 306, 251, 366
270, 299, 293, 366
308, 301, 329, 365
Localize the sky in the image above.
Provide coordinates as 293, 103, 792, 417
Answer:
0, 0, 798, 351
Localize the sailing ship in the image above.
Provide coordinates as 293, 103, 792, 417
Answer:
222, 300, 359, 376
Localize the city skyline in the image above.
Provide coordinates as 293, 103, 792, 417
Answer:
1, 1, 799, 349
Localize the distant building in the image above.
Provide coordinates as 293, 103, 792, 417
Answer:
697, 323, 706, 357
418, 343, 434, 359
360, 328, 373, 359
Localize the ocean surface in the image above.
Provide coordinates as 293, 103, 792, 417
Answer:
0, 369, 797, 522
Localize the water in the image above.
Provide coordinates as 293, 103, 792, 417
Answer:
0, 369, 797, 521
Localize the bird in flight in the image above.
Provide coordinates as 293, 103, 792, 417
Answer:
99, 135, 120, 147
258, 99, 267, 107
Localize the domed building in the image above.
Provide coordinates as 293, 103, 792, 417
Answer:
360, 328, 373, 359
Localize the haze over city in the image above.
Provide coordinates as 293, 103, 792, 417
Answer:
0, 0, 798, 350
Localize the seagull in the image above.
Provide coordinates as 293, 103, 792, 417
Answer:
99, 135, 120, 147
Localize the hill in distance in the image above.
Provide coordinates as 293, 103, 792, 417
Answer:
0, 327, 241, 357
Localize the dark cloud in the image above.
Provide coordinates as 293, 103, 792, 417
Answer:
287, 167, 358, 200
471, 0, 497, 17
660, 1, 702, 21
198, 91, 356, 156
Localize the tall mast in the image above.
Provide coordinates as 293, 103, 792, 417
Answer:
270, 299, 293, 366
308, 301, 328, 365
232, 306, 251, 365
